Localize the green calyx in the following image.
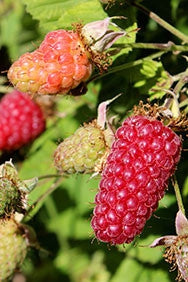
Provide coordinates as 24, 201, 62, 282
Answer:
0, 160, 38, 217
0, 178, 21, 217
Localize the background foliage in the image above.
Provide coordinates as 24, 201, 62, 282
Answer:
0, 0, 188, 281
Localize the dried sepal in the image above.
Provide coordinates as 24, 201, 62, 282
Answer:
133, 100, 188, 133
79, 17, 126, 71
149, 210, 188, 282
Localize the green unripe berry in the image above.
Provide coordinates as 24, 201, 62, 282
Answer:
54, 120, 110, 174
0, 218, 27, 281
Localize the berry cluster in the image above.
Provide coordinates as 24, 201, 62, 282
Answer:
0, 161, 38, 280
54, 120, 109, 174
0, 90, 45, 151
0, 218, 27, 281
91, 115, 182, 244
8, 30, 93, 95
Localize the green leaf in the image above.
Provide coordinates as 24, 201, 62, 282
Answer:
127, 235, 163, 264
55, 248, 90, 276
158, 194, 176, 209
183, 176, 188, 197
19, 139, 56, 180
47, 208, 91, 239
171, 0, 181, 20
22, 0, 107, 31
111, 21, 137, 58
0, 4, 23, 60
19, 139, 57, 218
55, 249, 110, 281
0, 0, 40, 60
121, 58, 172, 100
111, 257, 171, 282
108, 6, 137, 58
61, 174, 99, 215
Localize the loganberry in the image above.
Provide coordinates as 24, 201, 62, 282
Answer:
0, 218, 27, 281
91, 115, 182, 245
8, 18, 125, 95
0, 90, 45, 151
8, 30, 93, 95
54, 118, 113, 174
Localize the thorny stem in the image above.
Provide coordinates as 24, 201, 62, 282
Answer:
90, 51, 164, 82
113, 42, 188, 52
172, 175, 185, 216
125, 1, 188, 43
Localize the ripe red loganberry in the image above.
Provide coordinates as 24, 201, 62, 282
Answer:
91, 115, 182, 245
0, 90, 46, 151
8, 30, 93, 95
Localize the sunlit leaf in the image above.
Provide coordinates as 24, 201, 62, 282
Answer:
22, 0, 107, 31
47, 208, 92, 239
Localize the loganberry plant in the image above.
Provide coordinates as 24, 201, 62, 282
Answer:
1, 0, 188, 281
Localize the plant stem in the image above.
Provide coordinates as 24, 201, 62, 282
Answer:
162, 69, 188, 116
44, 196, 69, 250
34, 177, 63, 207
90, 51, 164, 82
25, 177, 63, 218
173, 68, 188, 97
125, 1, 188, 43
179, 98, 188, 108
172, 70, 188, 82
38, 174, 62, 180
172, 175, 185, 215
113, 42, 188, 52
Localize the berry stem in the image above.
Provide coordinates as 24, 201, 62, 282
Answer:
163, 68, 188, 117
33, 177, 63, 206
113, 42, 188, 52
172, 70, 188, 83
179, 98, 188, 111
0, 86, 13, 93
24, 177, 63, 220
173, 68, 188, 97
125, 1, 188, 43
172, 175, 185, 216
90, 51, 164, 81
38, 174, 62, 180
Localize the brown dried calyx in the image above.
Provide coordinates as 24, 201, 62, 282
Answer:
133, 100, 188, 133
76, 17, 126, 72
150, 210, 188, 282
